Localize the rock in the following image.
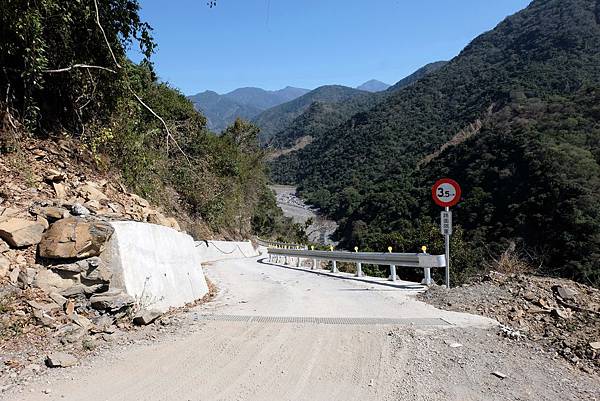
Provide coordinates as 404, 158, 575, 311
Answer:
52, 257, 111, 282
80, 184, 108, 201
27, 300, 60, 313
34, 206, 69, 220
60, 283, 105, 297
107, 202, 125, 214
0, 207, 19, 222
130, 193, 150, 207
590, 342, 600, 350
83, 200, 101, 213
52, 182, 67, 199
49, 292, 67, 308
38, 217, 114, 259
33, 268, 75, 293
65, 299, 75, 316
79, 257, 111, 283
36, 215, 49, 230
8, 267, 20, 283
551, 308, 571, 319
45, 352, 77, 368
17, 267, 37, 288
0, 239, 10, 253
491, 371, 507, 379
147, 212, 180, 231
90, 290, 134, 312
0, 218, 45, 247
165, 217, 180, 231
554, 286, 578, 300
0, 255, 10, 277
71, 203, 90, 216
45, 169, 66, 182
71, 314, 93, 330
33, 308, 56, 327
133, 309, 162, 325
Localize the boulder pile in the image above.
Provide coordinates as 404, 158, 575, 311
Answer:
0, 138, 192, 385
419, 271, 600, 373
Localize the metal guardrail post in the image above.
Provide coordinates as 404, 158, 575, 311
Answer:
421, 246, 432, 285
389, 265, 397, 282
387, 247, 396, 281
356, 262, 363, 277
423, 267, 432, 285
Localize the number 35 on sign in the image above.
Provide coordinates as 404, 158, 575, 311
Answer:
431, 178, 461, 208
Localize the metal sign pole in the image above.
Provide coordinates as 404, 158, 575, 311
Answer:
444, 206, 450, 288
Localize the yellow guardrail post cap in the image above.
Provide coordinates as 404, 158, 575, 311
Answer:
388, 246, 393, 253
354, 246, 358, 252
311, 245, 315, 251
329, 245, 334, 251
421, 245, 427, 253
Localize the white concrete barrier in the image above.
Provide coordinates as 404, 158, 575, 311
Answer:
102, 221, 209, 313
195, 240, 261, 263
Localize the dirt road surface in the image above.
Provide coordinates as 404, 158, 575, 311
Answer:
5, 254, 599, 401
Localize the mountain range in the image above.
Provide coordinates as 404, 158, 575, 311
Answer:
187, 86, 310, 132
188, 79, 392, 132
268, 0, 600, 286
260, 61, 447, 148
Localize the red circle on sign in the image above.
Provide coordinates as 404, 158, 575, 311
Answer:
431, 178, 462, 207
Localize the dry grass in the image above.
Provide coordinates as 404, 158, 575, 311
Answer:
489, 248, 534, 275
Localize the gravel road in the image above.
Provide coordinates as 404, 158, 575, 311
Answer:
5, 254, 599, 401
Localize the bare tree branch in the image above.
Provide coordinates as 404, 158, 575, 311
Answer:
90, 0, 201, 174
43, 64, 117, 74
130, 90, 196, 170
93, 0, 122, 69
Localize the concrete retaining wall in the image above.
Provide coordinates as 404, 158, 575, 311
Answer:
102, 221, 209, 313
195, 240, 261, 263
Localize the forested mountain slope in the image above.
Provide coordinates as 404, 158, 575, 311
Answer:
386, 61, 448, 91
254, 85, 370, 144
271, 0, 600, 285
264, 61, 447, 150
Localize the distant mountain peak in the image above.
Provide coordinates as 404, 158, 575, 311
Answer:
356, 79, 390, 92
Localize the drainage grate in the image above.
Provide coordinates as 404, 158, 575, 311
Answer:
196, 314, 451, 326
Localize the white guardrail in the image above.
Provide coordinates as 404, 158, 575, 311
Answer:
260, 239, 446, 285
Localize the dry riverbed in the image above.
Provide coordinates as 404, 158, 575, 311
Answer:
270, 185, 337, 245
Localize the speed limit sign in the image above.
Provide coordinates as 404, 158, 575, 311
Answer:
431, 178, 461, 208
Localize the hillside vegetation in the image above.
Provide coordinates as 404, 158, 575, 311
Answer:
0, 0, 302, 241
254, 85, 370, 145
270, 0, 600, 285
264, 61, 447, 151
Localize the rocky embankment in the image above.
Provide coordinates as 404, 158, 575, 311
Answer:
419, 271, 600, 374
0, 138, 199, 392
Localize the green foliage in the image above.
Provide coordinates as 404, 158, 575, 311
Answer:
422, 90, 600, 285
269, 0, 600, 285
1, 0, 155, 131
254, 85, 371, 145
0, 0, 294, 240
265, 62, 447, 157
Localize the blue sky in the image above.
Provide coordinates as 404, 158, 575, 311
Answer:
131, 0, 531, 95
